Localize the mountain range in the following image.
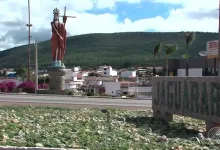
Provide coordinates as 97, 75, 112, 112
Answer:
0, 32, 218, 69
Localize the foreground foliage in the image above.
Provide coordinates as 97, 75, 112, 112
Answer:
0, 106, 218, 149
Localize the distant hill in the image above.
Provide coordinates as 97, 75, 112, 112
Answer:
0, 32, 218, 69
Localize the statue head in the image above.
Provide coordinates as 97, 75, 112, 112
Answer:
53, 8, 60, 22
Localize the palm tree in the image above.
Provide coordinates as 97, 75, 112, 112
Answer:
184, 32, 196, 76
164, 44, 178, 76
153, 42, 162, 76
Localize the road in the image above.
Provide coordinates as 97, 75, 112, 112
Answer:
0, 94, 152, 110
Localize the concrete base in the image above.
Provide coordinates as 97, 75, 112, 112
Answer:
47, 66, 66, 92
206, 121, 220, 132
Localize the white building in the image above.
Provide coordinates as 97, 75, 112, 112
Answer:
98, 66, 117, 77
104, 82, 121, 96
73, 66, 81, 73
64, 69, 84, 90
121, 70, 136, 78
177, 68, 203, 77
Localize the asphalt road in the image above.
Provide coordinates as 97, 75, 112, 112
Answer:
0, 94, 152, 110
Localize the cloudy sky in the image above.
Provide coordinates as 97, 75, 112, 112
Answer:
0, 0, 219, 50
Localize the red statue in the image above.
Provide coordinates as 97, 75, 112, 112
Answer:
51, 7, 76, 66
51, 8, 67, 64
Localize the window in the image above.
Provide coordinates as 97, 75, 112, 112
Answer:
104, 72, 106, 74
104, 68, 107, 71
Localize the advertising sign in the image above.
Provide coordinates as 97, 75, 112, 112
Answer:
206, 40, 219, 58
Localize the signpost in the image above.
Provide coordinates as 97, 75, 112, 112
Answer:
206, 40, 218, 59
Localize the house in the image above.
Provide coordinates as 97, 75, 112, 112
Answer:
80, 84, 105, 95
84, 76, 118, 85
64, 69, 84, 90
103, 82, 121, 96
120, 70, 136, 78
98, 66, 117, 77
120, 81, 137, 95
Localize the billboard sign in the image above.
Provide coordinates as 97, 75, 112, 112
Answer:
206, 40, 219, 58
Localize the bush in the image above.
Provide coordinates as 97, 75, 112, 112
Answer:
0, 82, 8, 92
66, 90, 74, 96
87, 92, 94, 96
17, 81, 35, 93
38, 83, 49, 89
5, 82, 16, 92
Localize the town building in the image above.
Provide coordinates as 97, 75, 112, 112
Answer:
167, 57, 217, 76
120, 70, 136, 78
98, 66, 117, 77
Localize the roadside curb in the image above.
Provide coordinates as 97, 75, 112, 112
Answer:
0, 93, 151, 100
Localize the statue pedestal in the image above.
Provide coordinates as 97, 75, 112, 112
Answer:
48, 66, 66, 90
37, 66, 66, 95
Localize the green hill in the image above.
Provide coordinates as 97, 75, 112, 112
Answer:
0, 32, 218, 69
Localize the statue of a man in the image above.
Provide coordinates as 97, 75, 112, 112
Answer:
51, 8, 67, 66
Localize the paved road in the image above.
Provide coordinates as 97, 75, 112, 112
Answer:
0, 94, 152, 110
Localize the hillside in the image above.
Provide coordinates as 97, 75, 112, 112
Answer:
0, 32, 218, 69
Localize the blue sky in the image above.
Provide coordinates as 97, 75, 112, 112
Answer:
87, 1, 182, 22
0, 0, 218, 50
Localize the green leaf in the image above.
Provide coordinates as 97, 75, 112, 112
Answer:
184, 32, 196, 45
153, 42, 162, 57
164, 44, 178, 56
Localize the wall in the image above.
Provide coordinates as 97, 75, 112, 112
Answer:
177, 68, 202, 77
152, 76, 220, 130
128, 87, 152, 95
121, 71, 136, 78
65, 69, 73, 80
104, 82, 120, 96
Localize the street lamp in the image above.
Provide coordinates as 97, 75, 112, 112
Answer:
31, 36, 38, 94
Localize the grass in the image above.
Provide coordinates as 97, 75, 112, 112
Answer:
0, 106, 218, 149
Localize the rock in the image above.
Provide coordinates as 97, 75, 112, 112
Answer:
202, 146, 209, 150
157, 135, 168, 142
172, 145, 183, 150
35, 143, 44, 147
197, 133, 205, 140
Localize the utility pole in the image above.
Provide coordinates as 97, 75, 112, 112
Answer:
35, 41, 38, 94
26, 0, 32, 81
31, 36, 38, 94
218, 0, 220, 76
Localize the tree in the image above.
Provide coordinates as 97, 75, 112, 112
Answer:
88, 72, 99, 77
164, 44, 178, 76
184, 32, 196, 76
153, 42, 162, 76
15, 66, 27, 81
2, 70, 7, 77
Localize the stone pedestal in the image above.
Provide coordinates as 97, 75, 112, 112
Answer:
48, 66, 66, 90
37, 66, 66, 95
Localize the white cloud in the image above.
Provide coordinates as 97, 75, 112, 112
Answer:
0, 0, 219, 50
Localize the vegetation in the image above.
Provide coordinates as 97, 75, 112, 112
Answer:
15, 66, 27, 80
164, 44, 178, 76
184, 32, 196, 76
153, 42, 162, 76
0, 32, 218, 69
0, 106, 217, 149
